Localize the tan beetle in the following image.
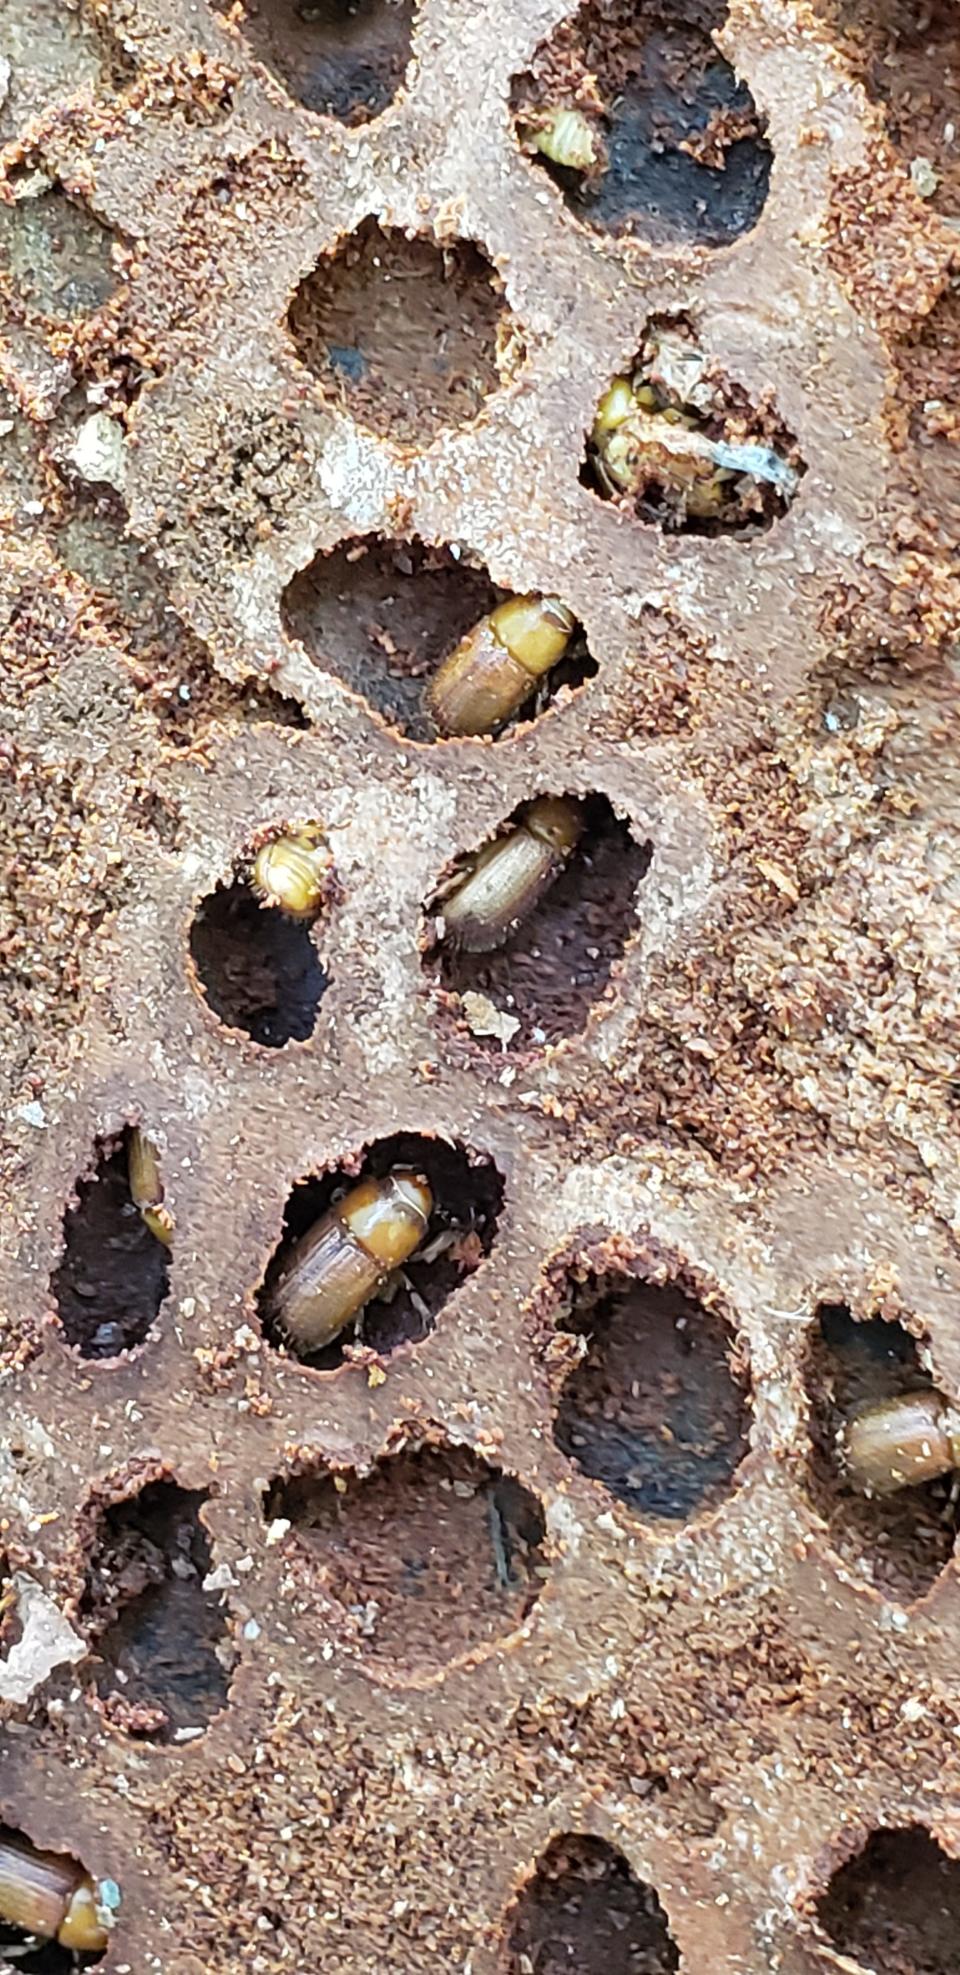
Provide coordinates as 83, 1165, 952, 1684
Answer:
265, 1169, 434, 1358
0, 1832, 111, 1953
252, 827, 332, 921
437, 796, 584, 954
841, 1390, 960, 1496
128, 1127, 174, 1246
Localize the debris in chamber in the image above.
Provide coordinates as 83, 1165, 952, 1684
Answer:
815, 1823, 960, 1975
506, 1832, 680, 1974
586, 322, 803, 533
217, 0, 415, 125
287, 220, 511, 444
264, 1446, 547, 1669
553, 1276, 750, 1521
81, 1482, 231, 1743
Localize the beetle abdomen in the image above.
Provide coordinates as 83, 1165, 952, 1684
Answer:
842, 1389, 960, 1496
270, 1214, 383, 1352
427, 621, 533, 738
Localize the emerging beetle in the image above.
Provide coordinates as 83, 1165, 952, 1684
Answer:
265, 1168, 434, 1358
427, 594, 578, 738
518, 104, 602, 175
128, 1127, 174, 1246
841, 1389, 960, 1497
437, 796, 584, 954
0, 1832, 110, 1953
252, 828, 331, 921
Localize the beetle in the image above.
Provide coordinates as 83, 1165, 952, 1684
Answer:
437, 796, 584, 954
0, 1832, 110, 1952
841, 1389, 960, 1496
589, 363, 799, 523
265, 1168, 434, 1357
127, 1127, 174, 1247
252, 828, 331, 921
427, 594, 577, 738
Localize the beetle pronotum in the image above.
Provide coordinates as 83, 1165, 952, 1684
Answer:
0, 1832, 109, 1952
252, 829, 331, 921
265, 1168, 434, 1357
841, 1390, 960, 1497
438, 795, 584, 954
427, 594, 578, 738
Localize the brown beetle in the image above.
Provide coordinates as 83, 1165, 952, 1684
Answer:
0, 1832, 109, 1952
842, 1389, 960, 1496
266, 1168, 434, 1357
438, 796, 583, 954
427, 594, 577, 737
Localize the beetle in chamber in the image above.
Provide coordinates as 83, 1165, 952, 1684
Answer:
265, 1168, 434, 1357
436, 796, 584, 954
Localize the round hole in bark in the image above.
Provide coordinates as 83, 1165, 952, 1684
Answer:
424, 794, 650, 1053
0, 1825, 107, 1970
51, 1130, 170, 1361
282, 534, 597, 740
263, 1444, 546, 1672
552, 1271, 750, 1522
816, 1824, 960, 1975
283, 534, 498, 736
805, 1303, 958, 1604
189, 876, 329, 1047
287, 220, 518, 444
217, 0, 415, 124
511, 0, 771, 248
256, 1132, 504, 1368
80, 1478, 232, 1743
505, 1833, 680, 1974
